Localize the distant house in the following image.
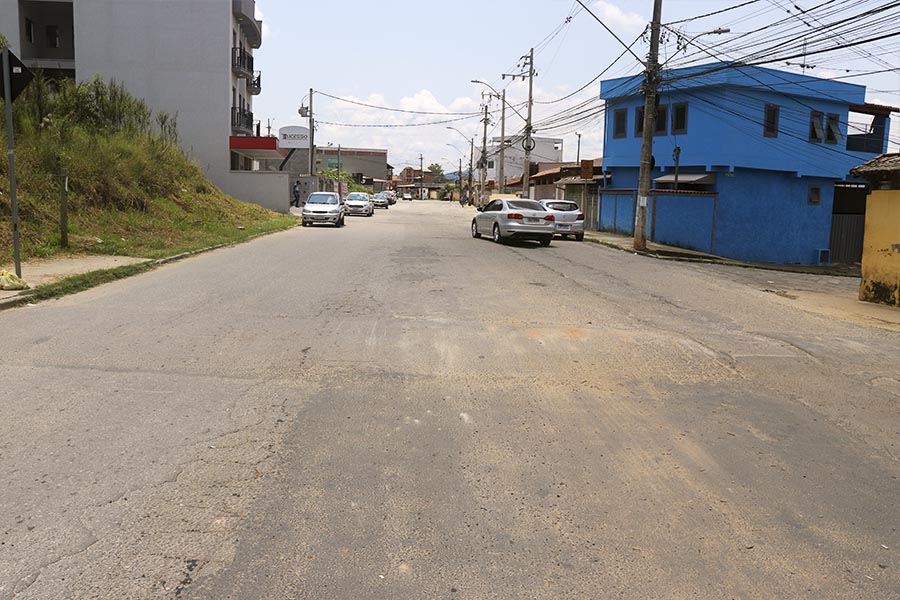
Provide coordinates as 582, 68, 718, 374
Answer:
849, 155, 900, 306
598, 61, 896, 264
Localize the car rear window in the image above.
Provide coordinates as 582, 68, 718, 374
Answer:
507, 201, 545, 211
545, 202, 579, 211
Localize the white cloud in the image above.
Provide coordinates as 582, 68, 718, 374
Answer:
591, 1, 646, 35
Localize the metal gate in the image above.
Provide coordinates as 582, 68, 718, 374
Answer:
829, 214, 866, 263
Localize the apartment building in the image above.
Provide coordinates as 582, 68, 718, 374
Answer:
0, 0, 289, 211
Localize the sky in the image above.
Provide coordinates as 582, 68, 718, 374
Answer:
251, 0, 900, 175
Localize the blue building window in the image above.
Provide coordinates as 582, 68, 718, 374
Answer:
825, 113, 841, 144
635, 106, 668, 136
808, 185, 822, 205
764, 104, 779, 137
613, 109, 627, 138
809, 111, 825, 143
672, 103, 688, 135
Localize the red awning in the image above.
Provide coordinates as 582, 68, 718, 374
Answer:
229, 136, 287, 160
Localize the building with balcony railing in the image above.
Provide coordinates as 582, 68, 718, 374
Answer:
0, 0, 287, 212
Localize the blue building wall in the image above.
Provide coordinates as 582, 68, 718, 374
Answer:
598, 62, 889, 264
599, 166, 835, 263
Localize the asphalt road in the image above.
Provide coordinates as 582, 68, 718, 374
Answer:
1, 201, 897, 599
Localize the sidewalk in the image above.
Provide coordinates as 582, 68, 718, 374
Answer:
1, 255, 148, 308
582, 229, 899, 331
582, 229, 861, 277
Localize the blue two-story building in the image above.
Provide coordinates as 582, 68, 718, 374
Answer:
598, 61, 895, 264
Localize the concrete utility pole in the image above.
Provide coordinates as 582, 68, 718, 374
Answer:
308, 87, 316, 176
498, 88, 506, 193
468, 139, 474, 204
522, 48, 535, 199
634, 0, 663, 251
576, 132, 582, 163
480, 103, 489, 206
337, 144, 342, 196
419, 153, 424, 200
458, 158, 463, 202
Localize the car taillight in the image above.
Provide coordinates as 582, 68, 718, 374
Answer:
577, 213, 585, 220
544, 214, 555, 221
507, 213, 523, 220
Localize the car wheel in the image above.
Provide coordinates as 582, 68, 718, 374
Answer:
471, 220, 481, 238
575, 233, 584, 241
492, 223, 502, 244
301, 220, 308, 227
539, 235, 552, 247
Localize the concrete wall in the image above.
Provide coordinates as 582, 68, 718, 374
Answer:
0, 1, 22, 53
651, 193, 718, 254
73, 0, 232, 179
222, 171, 291, 213
859, 190, 900, 306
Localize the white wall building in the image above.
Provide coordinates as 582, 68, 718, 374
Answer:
484, 136, 564, 189
0, 0, 289, 212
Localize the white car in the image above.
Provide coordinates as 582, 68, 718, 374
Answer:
471, 198, 555, 246
539, 200, 585, 241
301, 192, 345, 227
344, 192, 374, 217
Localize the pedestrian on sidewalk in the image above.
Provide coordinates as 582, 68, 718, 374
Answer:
291, 181, 301, 208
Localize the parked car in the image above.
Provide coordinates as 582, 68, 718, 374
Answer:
539, 199, 585, 241
373, 192, 390, 209
471, 198, 555, 246
403, 193, 413, 201
301, 192, 345, 227
386, 191, 397, 205
344, 192, 374, 217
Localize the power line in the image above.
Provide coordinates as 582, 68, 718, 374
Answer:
314, 90, 482, 116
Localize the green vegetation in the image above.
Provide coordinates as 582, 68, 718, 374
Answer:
0, 73, 295, 264
316, 167, 370, 194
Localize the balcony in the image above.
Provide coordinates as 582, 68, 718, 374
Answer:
232, 0, 263, 49
231, 107, 254, 135
231, 47, 253, 79
248, 71, 261, 95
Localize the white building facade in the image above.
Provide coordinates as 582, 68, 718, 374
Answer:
0, 0, 289, 211
484, 136, 564, 189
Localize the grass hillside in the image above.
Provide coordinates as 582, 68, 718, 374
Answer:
0, 73, 294, 264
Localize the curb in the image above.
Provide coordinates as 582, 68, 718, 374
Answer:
583, 236, 860, 278
0, 228, 288, 312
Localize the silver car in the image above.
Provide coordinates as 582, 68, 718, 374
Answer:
539, 199, 585, 241
344, 192, 374, 217
372, 192, 390, 209
301, 192, 345, 227
471, 198, 555, 246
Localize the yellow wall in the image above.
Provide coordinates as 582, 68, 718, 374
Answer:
860, 190, 900, 306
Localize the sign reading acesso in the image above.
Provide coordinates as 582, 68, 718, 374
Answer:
278, 126, 310, 149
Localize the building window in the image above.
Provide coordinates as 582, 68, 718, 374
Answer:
613, 108, 627, 138
487, 160, 494, 169
825, 113, 841, 144
764, 104, 779, 137
672, 103, 688, 135
809, 111, 825, 143
45, 25, 60, 48
808, 185, 821, 206
654, 105, 668, 136
635, 106, 644, 136
25, 18, 35, 44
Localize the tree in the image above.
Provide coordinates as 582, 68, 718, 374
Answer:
0, 33, 8, 49
427, 163, 446, 183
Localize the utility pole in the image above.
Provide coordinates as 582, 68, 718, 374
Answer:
2, 48, 22, 277
458, 158, 463, 202
576, 132, 582, 163
308, 88, 316, 176
419, 153, 424, 200
521, 48, 535, 199
634, 0, 663, 251
498, 89, 506, 194
480, 102, 489, 206
337, 144, 342, 196
468, 139, 474, 205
